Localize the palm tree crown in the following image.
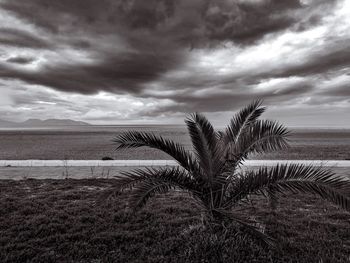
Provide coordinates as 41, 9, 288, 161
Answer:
112, 100, 350, 245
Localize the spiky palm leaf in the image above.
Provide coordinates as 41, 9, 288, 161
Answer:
185, 113, 224, 184
224, 100, 266, 144
223, 164, 350, 210
218, 101, 287, 175
116, 167, 207, 211
230, 120, 290, 166
113, 131, 201, 180
185, 113, 215, 182
115, 167, 199, 192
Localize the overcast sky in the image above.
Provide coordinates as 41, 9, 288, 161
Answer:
0, 0, 349, 127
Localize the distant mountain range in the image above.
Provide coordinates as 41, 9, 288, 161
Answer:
0, 118, 90, 127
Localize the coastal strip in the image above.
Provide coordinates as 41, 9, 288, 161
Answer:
1, 160, 350, 167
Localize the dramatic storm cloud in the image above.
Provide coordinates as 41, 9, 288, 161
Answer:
0, 0, 349, 126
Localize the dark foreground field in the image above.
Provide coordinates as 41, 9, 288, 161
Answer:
1, 179, 350, 263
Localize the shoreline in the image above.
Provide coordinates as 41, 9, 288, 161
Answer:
1, 159, 350, 167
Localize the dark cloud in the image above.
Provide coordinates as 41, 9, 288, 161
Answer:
141, 81, 314, 115
0, 0, 190, 95
0, 0, 348, 124
0, 48, 182, 94
0, 28, 49, 49
203, 0, 301, 44
0, 0, 330, 45
6, 56, 35, 64
0, 0, 335, 95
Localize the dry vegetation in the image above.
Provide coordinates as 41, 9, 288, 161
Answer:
1, 179, 349, 263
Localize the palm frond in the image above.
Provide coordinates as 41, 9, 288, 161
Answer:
113, 131, 200, 175
191, 113, 219, 156
224, 164, 350, 210
187, 113, 225, 177
185, 113, 215, 181
115, 166, 198, 191
224, 100, 265, 144
231, 120, 290, 165
115, 167, 202, 210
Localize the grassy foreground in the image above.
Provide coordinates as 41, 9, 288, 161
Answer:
0, 179, 349, 263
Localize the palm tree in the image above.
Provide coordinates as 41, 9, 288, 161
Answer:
112, 100, 350, 246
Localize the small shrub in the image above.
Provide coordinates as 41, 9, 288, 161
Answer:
102, 156, 114, 161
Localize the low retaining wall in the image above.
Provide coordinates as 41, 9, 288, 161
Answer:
1, 160, 350, 167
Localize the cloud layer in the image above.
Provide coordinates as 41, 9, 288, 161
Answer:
0, 0, 349, 126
